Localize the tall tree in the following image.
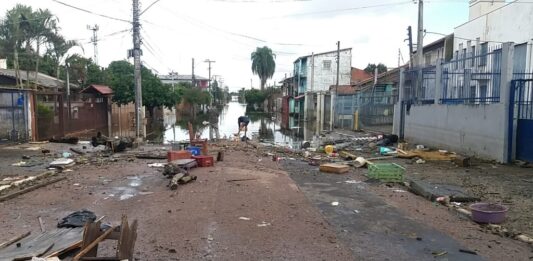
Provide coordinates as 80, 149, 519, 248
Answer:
30, 9, 57, 89
48, 33, 79, 81
364, 63, 388, 75
251, 46, 276, 90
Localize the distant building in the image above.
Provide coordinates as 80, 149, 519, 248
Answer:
158, 73, 209, 89
293, 48, 352, 95
454, 0, 533, 74
351, 67, 372, 85
411, 34, 454, 67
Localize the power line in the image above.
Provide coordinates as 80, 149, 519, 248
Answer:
263, 0, 413, 19
140, 0, 162, 16
51, 0, 131, 23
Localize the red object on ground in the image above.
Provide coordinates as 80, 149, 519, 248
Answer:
167, 150, 192, 162
193, 155, 214, 167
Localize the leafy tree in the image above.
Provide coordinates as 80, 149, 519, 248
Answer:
251, 46, 276, 90
182, 87, 210, 116
106, 60, 134, 105
105, 60, 183, 120
244, 88, 266, 111
364, 63, 388, 75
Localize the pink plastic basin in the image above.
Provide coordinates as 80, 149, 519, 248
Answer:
469, 203, 508, 224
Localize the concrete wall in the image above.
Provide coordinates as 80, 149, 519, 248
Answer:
306, 49, 352, 92
468, 0, 506, 20
404, 103, 507, 162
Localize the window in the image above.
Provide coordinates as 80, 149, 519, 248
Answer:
425, 54, 431, 66
322, 60, 331, 70
95, 97, 104, 103
470, 45, 476, 66
462, 48, 467, 68
470, 85, 476, 103
454, 51, 459, 69
480, 84, 487, 103
480, 43, 488, 66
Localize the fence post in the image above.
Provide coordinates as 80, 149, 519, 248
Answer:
501, 42, 515, 163
435, 59, 443, 104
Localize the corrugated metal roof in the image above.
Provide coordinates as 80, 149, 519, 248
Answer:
0, 68, 78, 89
82, 84, 113, 95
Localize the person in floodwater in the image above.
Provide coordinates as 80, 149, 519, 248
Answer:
236, 116, 250, 140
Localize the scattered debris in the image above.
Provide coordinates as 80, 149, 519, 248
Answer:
319, 163, 350, 174
459, 249, 477, 255
69, 148, 85, 155
432, 251, 447, 257
73, 215, 137, 261
227, 178, 259, 183
57, 210, 97, 228
257, 222, 271, 227
345, 180, 362, 184
331, 202, 339, 206
49, 136, 79, 144
239, 217, 251, 221
415, 158, 426, 164
49, 158, 75, 168
148, 163, 166, 168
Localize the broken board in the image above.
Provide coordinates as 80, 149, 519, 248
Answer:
397, 150, 456, 161
0, 228, 83, 259
319, 163, 350, 174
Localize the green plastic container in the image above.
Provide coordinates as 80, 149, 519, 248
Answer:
367, 163, 405, 182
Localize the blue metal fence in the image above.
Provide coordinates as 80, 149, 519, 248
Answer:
441, 45, 502, 104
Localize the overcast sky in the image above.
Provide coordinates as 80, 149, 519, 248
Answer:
1, 0, 469, 91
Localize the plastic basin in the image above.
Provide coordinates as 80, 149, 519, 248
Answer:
469, 203, 508, 224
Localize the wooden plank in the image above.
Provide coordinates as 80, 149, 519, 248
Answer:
0, 231, 31, 250
73, 226, 116, 261
319, 164, 350, 174
0, 177, 66, 202
0, 228, 82, 260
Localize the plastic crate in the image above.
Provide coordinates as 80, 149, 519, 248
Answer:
167, 150, 192, 162
367, 163, 405, 182
193, 155, 214, 167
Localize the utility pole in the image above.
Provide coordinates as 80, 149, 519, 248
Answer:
331, 41, 340, 131
407, 26, 414, 68
87, 24, 99, 65
204, 59, 215, 106
416, 0, 424, 98
192, 58, 195, 87
132, 0, 143, 138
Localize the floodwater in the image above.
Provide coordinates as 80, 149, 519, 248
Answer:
164, 102, 300, 147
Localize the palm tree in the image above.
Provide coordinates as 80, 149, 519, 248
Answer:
47, 34, 80, 82
30, 9, 57, 89
251, 46, 276, 90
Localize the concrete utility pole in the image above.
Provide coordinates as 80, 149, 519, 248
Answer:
132, 0, 143, 138
416, 0, 424, 98
407, 26, 414, 68
204, 59, 215, 105
87, 24, 99, 65
192, 58, 196, 87
331, 41, 340, 131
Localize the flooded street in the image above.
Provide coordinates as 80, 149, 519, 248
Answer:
164, 102, 300, 147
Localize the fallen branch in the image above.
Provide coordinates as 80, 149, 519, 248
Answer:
0, 177, 66, 202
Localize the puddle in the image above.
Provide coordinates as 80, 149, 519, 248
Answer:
102, 175, 148, 201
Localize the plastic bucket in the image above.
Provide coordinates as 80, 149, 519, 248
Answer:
470, 203, 508, 224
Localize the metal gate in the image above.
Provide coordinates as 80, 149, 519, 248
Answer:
0, 90, 27, 142
510, 79, 533, 162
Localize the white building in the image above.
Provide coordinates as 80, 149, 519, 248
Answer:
293, 48, 352, 94
454, 0, 533, 73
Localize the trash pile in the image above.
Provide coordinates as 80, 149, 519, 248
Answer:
162, 160, 198, 190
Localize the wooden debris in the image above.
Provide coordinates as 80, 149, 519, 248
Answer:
0, 231, 31, 250
0, 177, 66, 202
0, 228, 83, 259
74, 215, 137, 261
515, 234, 533, 244
453, 155, 471, 167
319, 163, 350, 174
39, 216, 45, 232
70, 148, 86, 155
169, 173, 185, 190
226, 178, 258, 182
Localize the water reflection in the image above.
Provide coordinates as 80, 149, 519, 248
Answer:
164, 102, 301, 146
